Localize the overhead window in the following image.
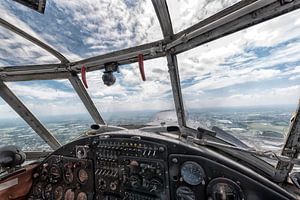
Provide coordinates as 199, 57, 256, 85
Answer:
167, 0, 241, 33
0, 0, 163, 63
0, 26, 59, 67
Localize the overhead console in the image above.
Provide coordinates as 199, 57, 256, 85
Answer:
28, 132, 296, 200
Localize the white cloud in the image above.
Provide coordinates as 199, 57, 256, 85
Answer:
244, 10, 300, 47
82, 58, 173, 113
0, 82, 90, 118
178, 10, 300, 94
51, 0, 162, 58
185, 85, 300, 108
0, 102, 20, 119
24, 102, 88, 117
167, 0, 241, 33
6, 83, 76, 100
0, 27, 59, 66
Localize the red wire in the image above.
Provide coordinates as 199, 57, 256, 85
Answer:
81, 65, 88, 88
138, 54, 146, 81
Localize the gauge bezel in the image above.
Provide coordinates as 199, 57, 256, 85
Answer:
78, 168, 89, 184
64, 166, 74, 184
49, 164, 62, 183
206, 177, 244, 200
53, 186, 64, 200
77, 192, 88, 200
43, 183, 53, 199
176, 186, 196, 200
64, 188, 75, 200
180, 161, 205, 186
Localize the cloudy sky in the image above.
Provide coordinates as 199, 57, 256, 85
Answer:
0, 0, 299, 121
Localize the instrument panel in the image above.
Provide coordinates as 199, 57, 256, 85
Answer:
29, 156, 93, 200
28, 132, 295, 200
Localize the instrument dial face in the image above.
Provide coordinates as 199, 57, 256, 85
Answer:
98, 178, 106, 191
78, 169, 89, 183
65, 168, 74, 183
50, 165, 61, 182
64, 189, 75, 200
43, 184, 52, 199
207, 178, 244, 200
176, 186, 196, 200
53, 186, 63, 200
77, 192, 88, 200
41, 168, 48, 181
180, 161, 205, 186
33, 182, 43, 198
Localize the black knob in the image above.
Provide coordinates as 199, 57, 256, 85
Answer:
129, 175, 141, 188
149, 178, 163, 193
91, 124, 100, 130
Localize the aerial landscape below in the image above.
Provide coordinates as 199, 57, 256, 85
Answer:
0, 106, 294, 155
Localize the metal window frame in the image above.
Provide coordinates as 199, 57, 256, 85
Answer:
0, 81, 61, 150
0, 0, 299, 179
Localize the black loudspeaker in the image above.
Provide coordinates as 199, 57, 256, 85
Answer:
0, 145, 26, 168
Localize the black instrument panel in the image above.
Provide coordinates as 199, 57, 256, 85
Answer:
28, 132, 295, 200
29, 156, 93, 200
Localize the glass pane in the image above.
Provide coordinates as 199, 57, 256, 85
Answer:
0, 0, 163, 63
85, 57, 175, 126
0, 26, 59, 66
167, 0, 241, 33
0, 98, 51, 151
6, 80, 94, 146
177, 10, 300, 154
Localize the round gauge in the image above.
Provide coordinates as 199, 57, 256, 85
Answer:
180, 161, 205, 186
207, 178, 244, 200
149, 178, 163, 193
77, 192, 88, 200
43, 184, 52, 199
65, 168, 74, 183
33, 182, 43, 198
41, 168, 48, 181
98, 178, 106, 191
64, 189, 75, 200
53, 186, 63, 200
176, 186, 196, 200
50, 165, 61, 182
129, 175, 142, 188
78, 169, 89, 183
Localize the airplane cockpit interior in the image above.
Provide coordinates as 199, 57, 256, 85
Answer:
0, 0, 300, 200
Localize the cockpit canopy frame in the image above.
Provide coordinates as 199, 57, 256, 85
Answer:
0, 0, 299, 179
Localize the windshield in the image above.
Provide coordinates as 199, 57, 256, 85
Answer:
85, 57, 174, 125
178, 10, 300, 154
0, 57, 175, 150
0, 98, 51, 151
0, 0, 299, 158
0, 0, 172, 150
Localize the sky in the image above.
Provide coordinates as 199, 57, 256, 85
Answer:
0, 0, 299, 121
